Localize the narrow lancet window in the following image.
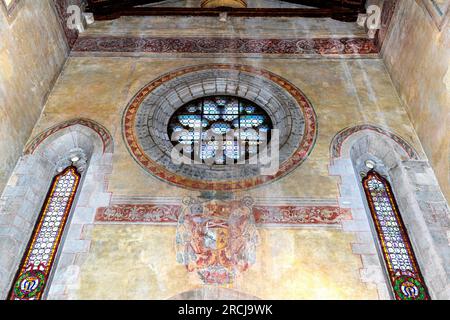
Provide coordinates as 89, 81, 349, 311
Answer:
9, 166, 80, 300
362, 170, 430, 300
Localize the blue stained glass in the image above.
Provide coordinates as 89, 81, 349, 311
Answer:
211, 122, 231, 134
240, 115, 265, 128
187, 105, 198, 113
240, 130, 259, 140
204, 101, 220, 120
172, 125, 184, 132
168, 96, 272, 163
222, 114, 239, 121
215, 97, 227, 105
224, 100, 239, 115
205, 114, 221, 121
200, 142, 216, 159
362, 171, 430, 300
179, 115, 208, 128
204, 101, 219, 113
244, 106, 256, 114
182, 145, 194, 153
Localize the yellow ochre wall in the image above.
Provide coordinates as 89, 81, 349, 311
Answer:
76, 225, 377, 300
382, 0, 450, 201
30, 55, 425, 299
7, 1, 442, 300
33, 57, 424, 199
0, 0, 68, 193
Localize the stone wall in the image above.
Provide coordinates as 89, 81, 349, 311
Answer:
382, 0, 450, 201
0, 0, 69, 194
1, 0, 448, 299
23, 55, 424, 300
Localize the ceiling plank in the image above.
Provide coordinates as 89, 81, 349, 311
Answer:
86, 0, 364, 22
280, 0, 366, 10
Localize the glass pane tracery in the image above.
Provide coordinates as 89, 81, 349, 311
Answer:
9, 166, 80, 300
362, 171, 430, 300
168, 96, 273, 164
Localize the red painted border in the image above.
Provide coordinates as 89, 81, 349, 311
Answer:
95, 204, 351, 225
73, 36, 379, 56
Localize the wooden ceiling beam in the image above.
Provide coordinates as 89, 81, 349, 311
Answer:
280, 0, 366, 10
91, 7, 361, 22
86, 0, 364, 22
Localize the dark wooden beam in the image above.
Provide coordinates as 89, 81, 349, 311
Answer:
87, 0, 164, 11
280, 0, 366, 10
93, 7, 360, 22
86, 0, 365, 22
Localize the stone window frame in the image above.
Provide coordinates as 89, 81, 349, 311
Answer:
8, 165, 82, 300
421, 0, 450, 30
123, 64, 318, 192
330, 124, 450, 299
361, 170, 431, 300
0, 119, 114, 300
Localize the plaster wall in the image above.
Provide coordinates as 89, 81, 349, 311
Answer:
382, 0, 450, 200
28, 55, 425, 299
75, 225, 377, 300
32, 57, 425, 200
0, 0, 68, 194
3, 1, 447, 299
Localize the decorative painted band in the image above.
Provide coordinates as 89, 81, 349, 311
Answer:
95, 204, 351, 225
72, 36, 379, 56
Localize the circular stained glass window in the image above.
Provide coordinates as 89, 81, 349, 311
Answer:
168, 96, 273, 164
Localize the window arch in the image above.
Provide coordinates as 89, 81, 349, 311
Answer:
8, 166, 81, 300
362, 170, 430, 300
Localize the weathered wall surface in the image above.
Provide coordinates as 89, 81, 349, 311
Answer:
29, 55, 424, 300
0, 0, 68, 194
75, 225, 377, 300
32, 57, 424, 200
382, 0, 450, 200
4, 1, 447, 299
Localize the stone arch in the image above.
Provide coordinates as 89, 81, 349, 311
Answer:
0, 118, 114, 299
329, 124, 450, 300
24, 118, 113, 156
330, 124, 420, 162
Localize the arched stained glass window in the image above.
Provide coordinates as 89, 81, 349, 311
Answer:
9, 166, 81, 300
168, 96, 273, 164
362, 170, 430, 300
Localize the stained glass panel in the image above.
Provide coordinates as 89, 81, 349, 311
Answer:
168, 96, 273, 164
362, 171, 430, 300
9, 166, 80, 300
